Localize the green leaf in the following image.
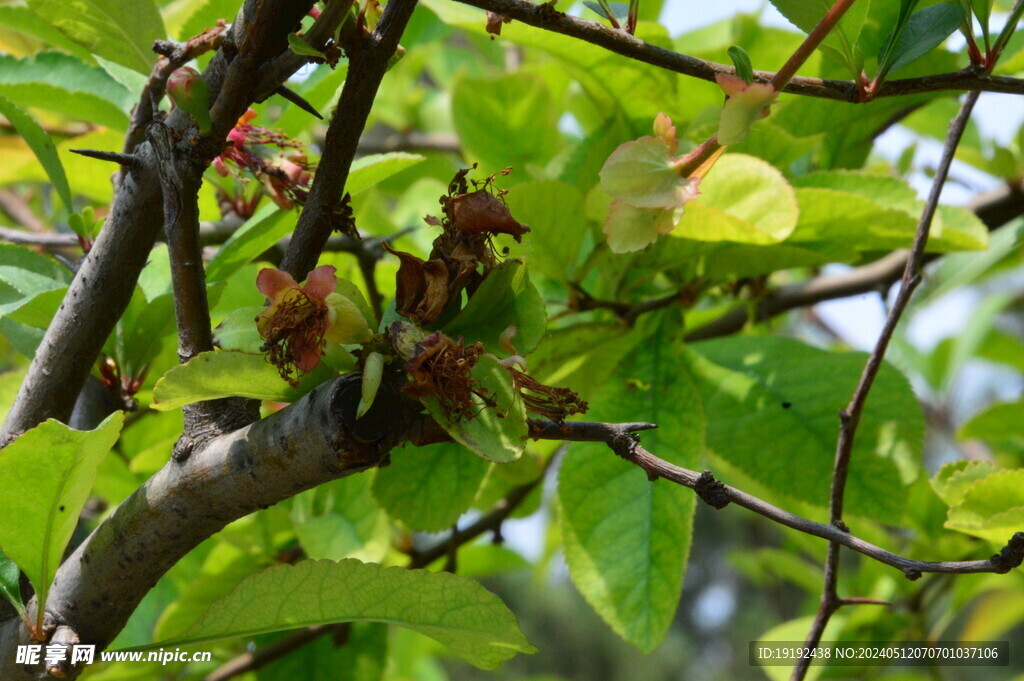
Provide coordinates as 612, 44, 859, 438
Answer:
292, 474, 391, 563
0, 244, 72, 321
958, 400, 1024, 447
213, 306, 264, 353
347, 152, 427, 196
26, 0, 166, 74
768, 0, 871, 73
257, 622, 387, 681
728, 45, 755, 83
931, 459, 999, 507
205, 205, 296, 283
0, 547, 26, 621
559, 334, 703, 651
600, 137, 683, 209
151, 351, 334, 410
886, 3, 964, 75
787, 175, 987, 254
504, 181, 588, 280
945, 468, 1024, 543
422, 355, 527, 463
0, 4, 95, 63
452, 71, 562, 175
0, 93, 72, 214
0, 412, 124, 625
287, 32, 326, 59
155, 540, 271, 642
672, 154, 799, 244
372, 443, 490, 532
442, 260, 546, 356
603, 200, 677, 253
686, 337, 922, 520
143, 559, 536, 669
875, 0, 921, 80
0, 52, 132, 129
171, 0, 239, 41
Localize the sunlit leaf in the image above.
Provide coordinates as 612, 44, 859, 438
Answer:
141, 559, 536, 670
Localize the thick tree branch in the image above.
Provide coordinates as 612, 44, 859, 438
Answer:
0, 375, 406, 681
792, 89, 983, 681
456, 0, 1024, 101
529, 420, 1023, 578
0, 1, 322, 446
280, 0, 420, 280
151, 125, 215, 363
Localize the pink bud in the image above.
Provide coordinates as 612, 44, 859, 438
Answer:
167, 66, 201, 103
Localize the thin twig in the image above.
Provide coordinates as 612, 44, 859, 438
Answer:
408, 462, 550, 569
280, 0, 420, 281
792, 90, 982, 681
527, 420, 1023, 578
455, 0, 1024, 101
204, 625, 343, 681
0, 189, 49, 234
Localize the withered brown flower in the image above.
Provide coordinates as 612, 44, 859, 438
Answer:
404, 332, 488, 421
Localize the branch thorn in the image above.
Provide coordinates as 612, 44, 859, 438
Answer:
69, 149, 138, 167
273, 85, 323, 119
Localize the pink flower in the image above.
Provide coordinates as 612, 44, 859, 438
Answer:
214, 109, 314, 216
256, 266, 373, 383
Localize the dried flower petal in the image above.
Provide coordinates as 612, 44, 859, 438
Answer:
404, 333, 486, 421
449, 190, 530, 241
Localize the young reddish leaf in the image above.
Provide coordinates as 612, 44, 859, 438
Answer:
715, 74, 777, 146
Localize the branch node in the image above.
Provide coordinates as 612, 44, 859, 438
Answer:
990, 531, 1024, 573
69, 149, 138, 167
903, 567, 922, 581
694, 470, 730, 509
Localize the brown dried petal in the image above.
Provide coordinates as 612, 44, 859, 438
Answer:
418, 259, 451, 323
485, 11, 511, 37
449, 190, 530, 241
384, 244, 454, 325
385, 244, 427, 320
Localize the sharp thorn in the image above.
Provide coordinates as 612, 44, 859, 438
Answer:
69, 149, 138, 167
274, 85, 323, 119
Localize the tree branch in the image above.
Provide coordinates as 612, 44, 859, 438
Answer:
528, 420, 1023, 578
0, 0, 324, 446
280, 0, 420, 281
456, 0, 1024, 101
791, 89, 983, 681
151, 125, 215, 363
204, 625, 345, 681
